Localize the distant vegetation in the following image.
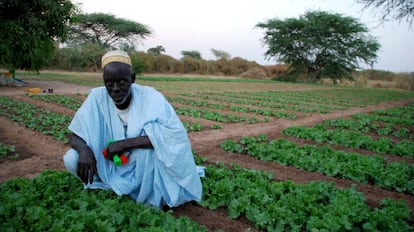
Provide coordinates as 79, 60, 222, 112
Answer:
46, 47, 270, 78
1, 4, 413, 90
354, 70, 414, 91
44, 47, 414, 91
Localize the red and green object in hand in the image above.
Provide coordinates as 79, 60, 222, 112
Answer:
102, 140, 128, 166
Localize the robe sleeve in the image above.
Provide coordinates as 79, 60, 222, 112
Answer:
140, 89, 203, 206
143, 116, 203, 205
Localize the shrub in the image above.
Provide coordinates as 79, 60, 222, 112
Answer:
264, 64, 288, 77
239, 67, 268, 79
130, 53, 145, 75
47, 44, 106, 72
154, 55, 183, 73
273, 72, 300, 82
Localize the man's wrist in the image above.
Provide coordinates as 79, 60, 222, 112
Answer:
123, 136, 153, 149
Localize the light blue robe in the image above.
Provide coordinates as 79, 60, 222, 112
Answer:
63, 84, 204, 208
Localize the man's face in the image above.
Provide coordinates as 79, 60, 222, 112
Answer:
103, 62, 132, 107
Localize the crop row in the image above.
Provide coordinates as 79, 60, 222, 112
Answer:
170, 96, 298, 119
182, 121, 222, 131
25, 90, 414, 121
231, 88, 414, 107
352, 112, 414, 126
1, 162, 412, 231
323, 104, 414, 140
324, 117, 413, 139
174, 93, 329, 114
199, 161, 412, 231
25, 94, 222, 132
283, 125, 414, 157
1, 96, 217, 141
0, 96, 72, 143
175, 106, 262, 123
27, 94, 84, 110
220, 135, 414, 195
185, 91, 343, 109
0, 171, 206, 231
374, 103, 414, 118
26, 93, 276, 124
181, 88, 414, 114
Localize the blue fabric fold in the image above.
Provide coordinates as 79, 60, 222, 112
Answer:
65, 84, 203, 208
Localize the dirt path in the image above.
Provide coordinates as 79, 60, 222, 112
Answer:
1, 81, 413, 230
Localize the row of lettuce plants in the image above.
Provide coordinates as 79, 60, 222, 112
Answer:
237, 88, 414, 107
323, 117, 412, 139
177, 93, 330, 113
169, 97, 296, 123
27, 94, 221, 131
374, 103, 414, 118
6, 95, 213, 133
188, 88, 414, 111
199, 161, 412, 231
352, 112, 414, 127
187, 91, 347, 109
208, 91, 349, 109
26, 93, 288, 124
27, 94, 84, 111
220, 135, 414, 195
0, 96, 72, 143
175, 106, 261, 123
0, 170, 206, 231
182, 121, 219, 131
323, 114, 413, 140
0, 162, 411, 231
283, 125, 414, 157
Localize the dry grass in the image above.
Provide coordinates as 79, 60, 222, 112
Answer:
354, 70, 414, 91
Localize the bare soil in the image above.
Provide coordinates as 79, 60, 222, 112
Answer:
0, 80, 413, 231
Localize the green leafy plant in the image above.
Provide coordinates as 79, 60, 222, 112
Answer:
283, 125, 414, 158
27, 94, 83, 110
199, 162, 412, 231
220, 135, 414, 194
0, 96, 72, 143
0, 143, 19, 160
0, 171, 206, 231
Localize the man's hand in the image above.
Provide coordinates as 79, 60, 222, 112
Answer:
105, 140, 126, 161
69, 134, 99, 184
103, 136, 153, 162
77, 147, 98, 184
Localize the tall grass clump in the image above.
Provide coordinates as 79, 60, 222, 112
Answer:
356, 69, 414, 90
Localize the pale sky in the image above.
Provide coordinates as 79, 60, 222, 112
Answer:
73, 0, 414, 72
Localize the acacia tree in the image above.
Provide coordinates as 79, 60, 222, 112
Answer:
147, 45, 166, 56
0, 0, 76, 77
181, 50, 202, 60
211, 49, 231, 60
256, 11, 380, 82
68, 13, 152, 50
357, 0, 414, 25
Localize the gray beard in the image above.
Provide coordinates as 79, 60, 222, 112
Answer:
115, 88, 131, 106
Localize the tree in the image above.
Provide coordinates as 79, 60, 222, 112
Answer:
256, 11, 380, 82
0, 0, 76, 77
119, 42, 137, 53
357, 0, 414, 25
67, 13, 151, 50
47, 43, 106, 71
147, 45, 166, 56
181, 50, 202, 60
211, 49, 231, 60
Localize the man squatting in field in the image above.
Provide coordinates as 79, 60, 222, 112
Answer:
63, 50, 204, 208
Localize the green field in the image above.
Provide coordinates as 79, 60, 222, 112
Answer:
1, 71, 414, 231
